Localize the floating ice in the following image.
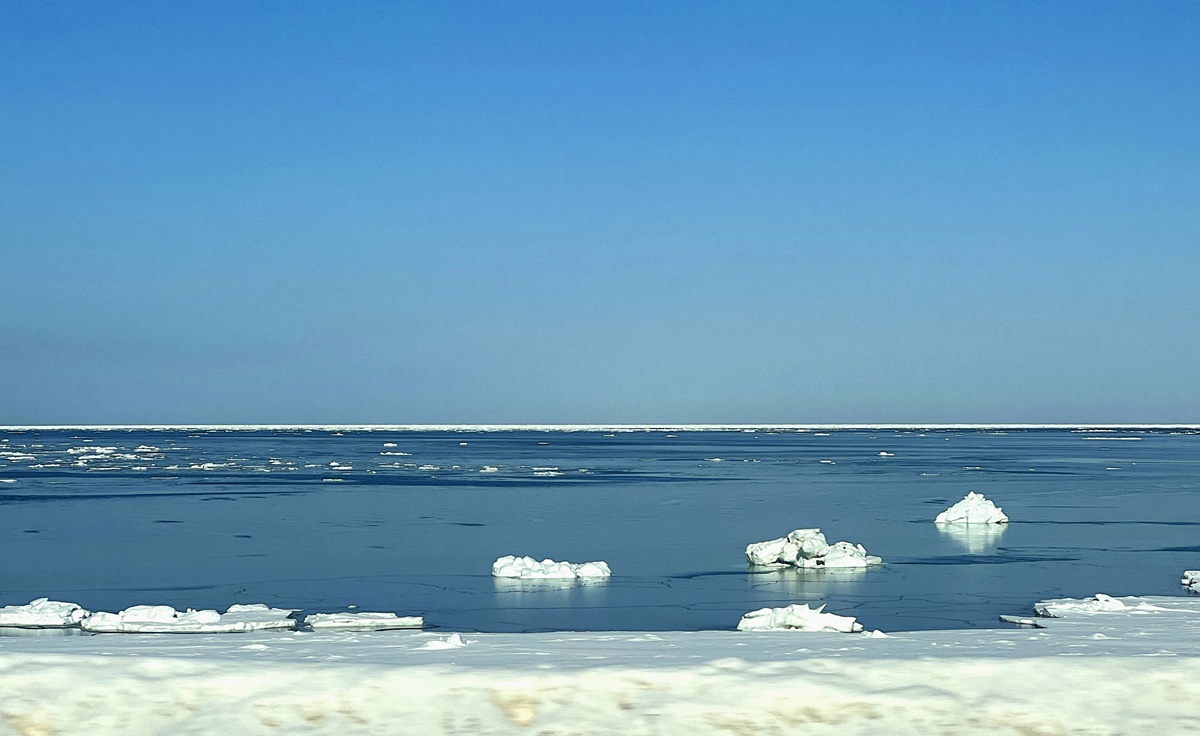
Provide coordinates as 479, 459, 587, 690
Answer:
934, 491, 1009, 524
745, 529, 882, 569
1183, 571, 1199, 592
491, 555, 612, 579
1033, 593, 1169, 618
82, 603, 298, 633
0, 598, 90, 628
736, 604, 864, 633
304, 612, 424, 631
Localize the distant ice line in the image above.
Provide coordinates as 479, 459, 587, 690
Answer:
2, 423, 1198, 432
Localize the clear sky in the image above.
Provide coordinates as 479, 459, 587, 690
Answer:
2, 1, 1197, 424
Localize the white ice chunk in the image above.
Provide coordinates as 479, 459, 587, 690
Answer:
81, 603, 297, 633
935, 491, 1009, 524
1033, 593, 1170, 618
418, 633, 469, 650
491, 555, 612, 579
305, 612, 424, 631
796, 541, 883, 569
737, 603, 863, 633
1182, 571, 1199, 592
0, 598, 90, 628
745, 529, 880, 568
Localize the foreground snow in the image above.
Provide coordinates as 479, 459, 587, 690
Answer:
3, 596, 1200, 734
492, 555, 612, 579
934, 491, 1009, 524
745, 528, 882, 568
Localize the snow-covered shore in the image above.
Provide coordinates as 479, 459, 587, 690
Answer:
3, 596, 1199, 734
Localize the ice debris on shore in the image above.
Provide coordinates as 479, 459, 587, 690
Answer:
0, 598, 90, 628
745, 528, 882, 568
492, 555, 612, 579
737, 603, 864, 633
81, 603, 298, 633
304, 612, 424, 631
935, 491, 1009, 524
1183, 571, 1199, 592
1033, 593, 1169, 618
417, 632, 469, 650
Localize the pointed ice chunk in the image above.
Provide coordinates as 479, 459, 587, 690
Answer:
736, 603, 863, 633
935, 491, 1009, 524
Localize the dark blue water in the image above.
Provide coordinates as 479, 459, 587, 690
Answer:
1, 427, 1198, 632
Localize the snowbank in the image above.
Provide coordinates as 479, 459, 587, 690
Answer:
1184, 571, 1199, 592
81, 603, 297, 633
745, 528, 882, 568
934, 491, 1008, 524
305, 612, 423, 631
492, 555, 612, 579
0, 598, 90, 628
3, 617, 1200, 734
736, 603, 863, 633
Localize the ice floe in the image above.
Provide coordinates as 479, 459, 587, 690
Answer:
999, 592, 1200, 632
81, 603, 297, 633
745, 528, 882, 568
1032, 593, 1169, 618
0, 598, 90, 628
304, 612, 424, 631
934, 491, 1009, 524
492, 555, 612, 579
1182, 571, 1199, 592
736, 604, 864, 633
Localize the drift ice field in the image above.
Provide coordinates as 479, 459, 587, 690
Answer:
2, 426, 1198, 633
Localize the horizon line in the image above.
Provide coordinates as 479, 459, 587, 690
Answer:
2, 423, 1198, 432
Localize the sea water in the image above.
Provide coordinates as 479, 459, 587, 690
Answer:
1, 427, 1197, 632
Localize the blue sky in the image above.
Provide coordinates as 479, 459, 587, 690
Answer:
2, 2, 1197, 424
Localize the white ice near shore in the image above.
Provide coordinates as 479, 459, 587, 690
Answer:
0, 598, 90, 628
736, 603, 864, 633
934, 491, 1009, 524
304, 612, 424, 631
1032, 593, 1169, 618
417, 633, 470, 650
81, 603, 297, 633
745, 528, 882, 568
492, 555, 612, 579
1184, 571, 1200, 592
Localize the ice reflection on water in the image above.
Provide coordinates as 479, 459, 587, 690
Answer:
935, 522, 1008, 554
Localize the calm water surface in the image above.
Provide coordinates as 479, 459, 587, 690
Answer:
1, 428, 1198, 632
